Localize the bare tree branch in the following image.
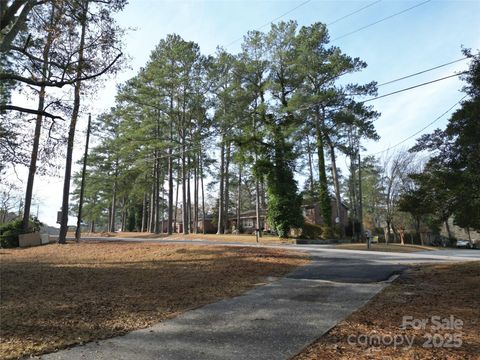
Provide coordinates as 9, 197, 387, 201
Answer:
9, 45, 66, 69
0, 105, 64, 120
0, 52, 123, 87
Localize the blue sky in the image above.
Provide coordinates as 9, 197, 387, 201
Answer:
21, 0, 480, 225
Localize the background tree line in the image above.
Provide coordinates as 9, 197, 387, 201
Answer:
2, 1, 477, 243
70, 21, 379, 238
347, 50, 480, 244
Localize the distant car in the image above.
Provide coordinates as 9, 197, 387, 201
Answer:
456, 239, 477, 249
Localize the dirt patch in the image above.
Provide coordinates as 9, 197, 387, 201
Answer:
334, 243, 437, 253
292, 261, 480, 359
0, 242, 308, 359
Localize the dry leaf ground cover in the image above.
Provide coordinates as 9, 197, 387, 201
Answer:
75, 231, 291, 244
293, 261, 480, 360
0, 241, 308, 359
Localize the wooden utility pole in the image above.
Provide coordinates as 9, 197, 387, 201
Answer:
75, 113, 92, 242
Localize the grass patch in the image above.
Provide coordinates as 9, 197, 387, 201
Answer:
0, 241, 308, 359
292, 261, 480, 359
333, 243, 438, 253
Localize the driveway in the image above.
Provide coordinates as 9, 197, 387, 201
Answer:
39, 238, 477, 360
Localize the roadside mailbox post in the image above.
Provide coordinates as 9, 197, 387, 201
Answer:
365, 229, 372, 249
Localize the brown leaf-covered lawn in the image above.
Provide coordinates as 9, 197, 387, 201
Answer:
293, 261, 480, 360
76, 231, 291, 244
0, 241, 308, 359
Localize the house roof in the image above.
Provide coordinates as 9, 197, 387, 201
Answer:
302, 200, 349, 210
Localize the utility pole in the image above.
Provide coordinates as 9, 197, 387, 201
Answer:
357, 151, 367, 249
75, 113, 92, 242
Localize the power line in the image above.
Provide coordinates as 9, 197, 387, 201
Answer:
369, 94, 468, 156
293, 70, 466, 114
224, 0, 385, 49
328, 0, 382, 26
224, 0, 312, 48
377, 57, 469, 87
331, 0, 432, 42
361, 72, 466, 103
257, 0, 312, 30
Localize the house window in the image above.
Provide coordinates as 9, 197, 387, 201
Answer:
242, 219, 254, 228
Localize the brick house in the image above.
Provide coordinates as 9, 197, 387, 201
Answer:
302, 200, 349, 227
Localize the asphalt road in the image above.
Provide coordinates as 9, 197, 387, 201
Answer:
39, 238, 478, 360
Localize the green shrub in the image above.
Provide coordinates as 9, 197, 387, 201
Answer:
333, 224, 343, 239
0, 217, 42, 248
320, 225, 334, 239
299, 223, 323, 240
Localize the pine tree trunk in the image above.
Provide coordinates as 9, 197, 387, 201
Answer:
167, 152, 173, 234
255, 175, 261, 239
109, 162, 118, 232
58, 1, 88, 244
306, 136, 315, 203
141, 191, 147, 232
349, 154, 358, 241
149, 176, 155, 233
416, 217, 421, 245
167, 98, 174, 234
253, 113, 262, 239
174, 161, 180, 233
317, 132, 332, 226
23, 88, 46, 232
236, 164, 242, 233
260, 178, 266, 209
108, 203, 112, 233
357, 152, 364, 242
223, 141, 231, 233
386, 220, 391, 245
217, 141, 225, 234
182, 138, 188, 234
328, 141, 344, 238
193, 153, 198, 233
154, 157, 160, 234
23, 4, 57, 232
445, 219, 452, 240
121, 197, 126, 232
200, 151, 206, 234
187, 157, 192, 234
315, 110, 331, 228
146, 190, 151, 232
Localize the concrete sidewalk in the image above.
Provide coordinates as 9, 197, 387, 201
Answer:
39, 256, 398, 360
